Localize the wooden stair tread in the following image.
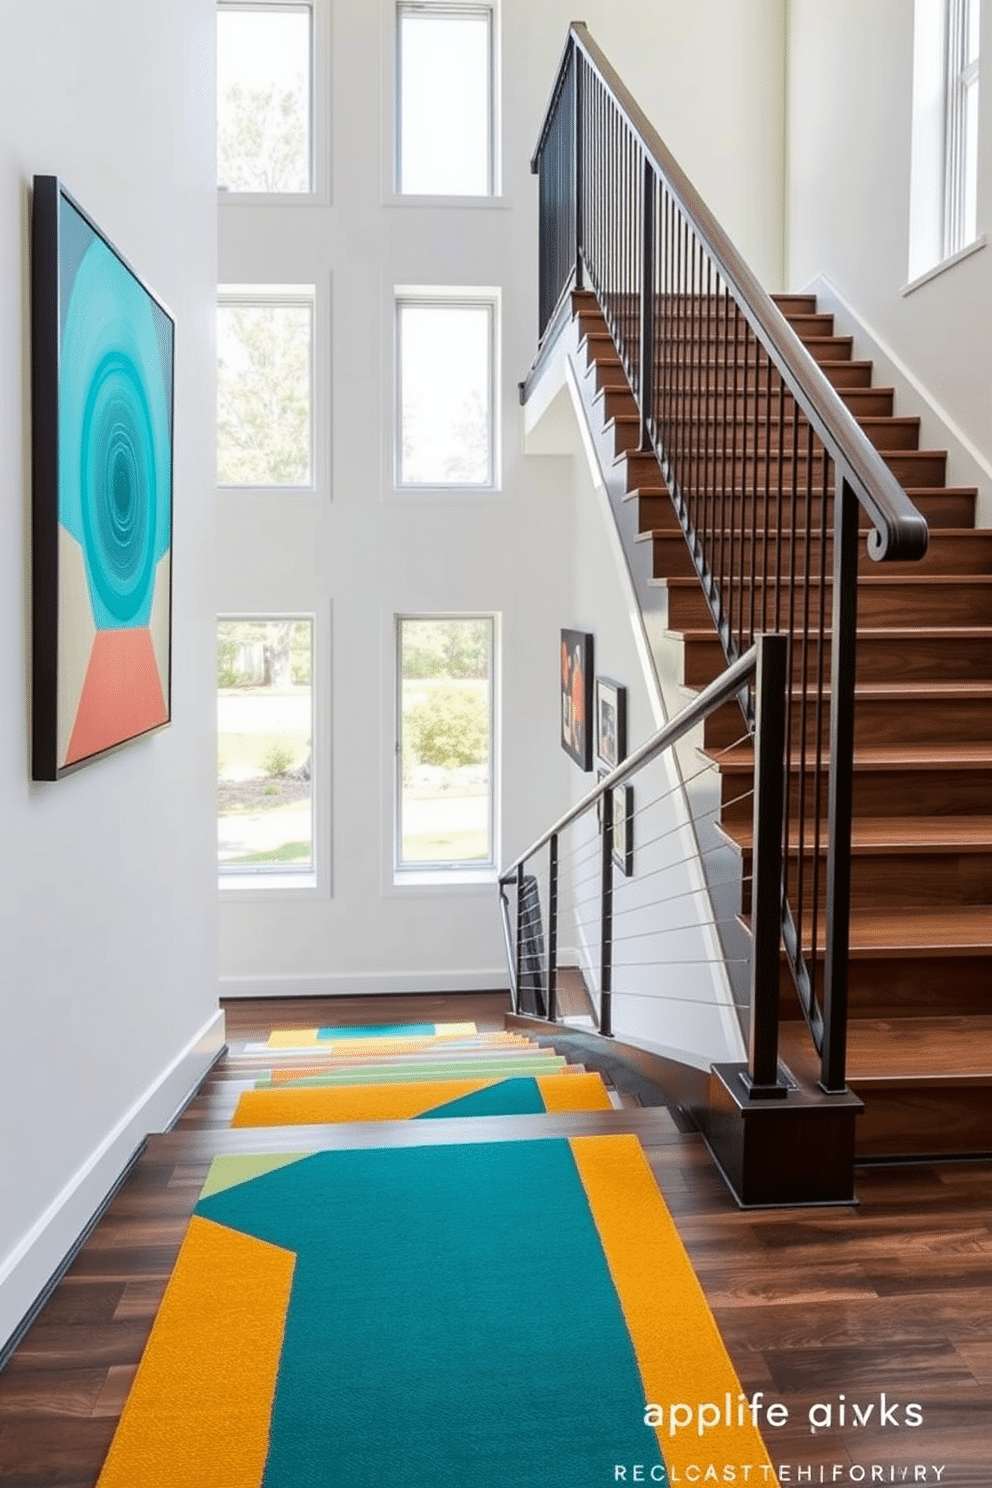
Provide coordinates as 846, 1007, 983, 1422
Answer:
780, 1018, 992, 1086
846, 906, 992, 955
741, 905, 992, 956
760, 905, 992, 956
714, 742, 992, 771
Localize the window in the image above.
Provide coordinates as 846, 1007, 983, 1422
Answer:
945, 0, 981, 256
396, 295, 496, 487
217, 3, 313, 194
217, 289, 314, 487
218, 618, 314, 875
396, 4, 495, 195
397, 616, 496, 872
909, 0, 982, 281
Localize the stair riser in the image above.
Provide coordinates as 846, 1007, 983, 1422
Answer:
738, 849, 992, 911
658, 450, 948, 486
589, 360, 631, 392
663, 360, 875, 391
721, 767, 992, 822
705, 697, 992, 750
624, 449, 949, 489
778, 958, 992, 1020
664, 579, 992, 629
647, 530, 992, 578
582, 305, 837, 340
678, 632, 992, 686
636, 488, 977, 529
665, 419, 920, 454
851, 1088, 992, 1160
666, 389, 896, 419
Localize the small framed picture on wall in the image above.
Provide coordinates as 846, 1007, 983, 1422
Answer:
560, 629, 594, 771
595, 676, 627, 772
612, 784, 634, 876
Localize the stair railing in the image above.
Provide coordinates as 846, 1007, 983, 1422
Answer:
499, 637, 790, 1100
530, 24, 929, 1094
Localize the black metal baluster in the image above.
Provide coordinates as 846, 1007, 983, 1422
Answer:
574, 48, 584, 289
547, 833, 559, 1023
821, 478, 859, 1093
808, 450, 832, 1021
638, 157, 655, 450
726, 301, 741, 657
745, 632, 789, 1098
794, 420, 816, 987
600, 786, 614, 1037
515, 861, 525, 1017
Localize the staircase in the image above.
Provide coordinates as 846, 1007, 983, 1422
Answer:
575, 286, 992, 1160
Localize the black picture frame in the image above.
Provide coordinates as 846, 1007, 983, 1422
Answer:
560, 629, 594, 771
612, 784, 634, 876
595, 676, 627, 772
31, 175, 175, 780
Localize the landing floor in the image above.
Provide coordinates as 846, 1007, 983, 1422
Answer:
0, 993, 988, 1486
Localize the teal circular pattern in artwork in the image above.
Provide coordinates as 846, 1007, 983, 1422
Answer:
58, 216, 171, 632
79, 350, 156, 625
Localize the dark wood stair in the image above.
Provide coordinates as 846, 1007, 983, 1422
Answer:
573, 288, 992, 1160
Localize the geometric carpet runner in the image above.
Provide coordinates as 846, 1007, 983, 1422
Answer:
94, 1135, 777, 1486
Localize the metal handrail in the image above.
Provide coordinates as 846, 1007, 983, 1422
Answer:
499, 645, 756, 885
534, 22, 928, 564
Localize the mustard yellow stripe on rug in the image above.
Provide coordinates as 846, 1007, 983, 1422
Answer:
268, 1028, 318, 1047
232, 1077, 505, 1126
569, 1134, 778, 1482
95, 1216, 294, 1488
537, 1072, 612, 1112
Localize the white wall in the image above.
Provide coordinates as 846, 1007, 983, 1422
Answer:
218, 0, 789, 996
787, 0, 992, 495
0, 0, 219, 1347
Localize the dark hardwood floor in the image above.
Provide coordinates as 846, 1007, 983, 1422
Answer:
1, 993, 989, 1486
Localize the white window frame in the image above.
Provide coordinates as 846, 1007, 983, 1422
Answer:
217, 0, 330, 204
393, 613, 500, 885
217, 611, 323, 894
217, 284, 317, 492
944, 0, 981, 257
393, 288, 499, 492
908, 0, 984, 287
390, 0, 501, 203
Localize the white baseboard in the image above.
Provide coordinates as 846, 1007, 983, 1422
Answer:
219, 970, 511, 998
0, 1008, 225, 1357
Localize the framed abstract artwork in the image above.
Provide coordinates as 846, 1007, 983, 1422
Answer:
560, 629, 593, 771
594, 675, 627, 772
31, 176, 174, 779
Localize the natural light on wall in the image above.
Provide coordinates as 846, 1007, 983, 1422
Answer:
909, 0, 982, 283
217, 3, 312, 193
397, 617, 495, 872
397, 297, 495, 486
397, 3, 494, 195
218, 618, 314, 875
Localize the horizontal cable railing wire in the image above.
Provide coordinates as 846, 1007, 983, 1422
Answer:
529, 24, 929, 1094
500, 640, 789, 1098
